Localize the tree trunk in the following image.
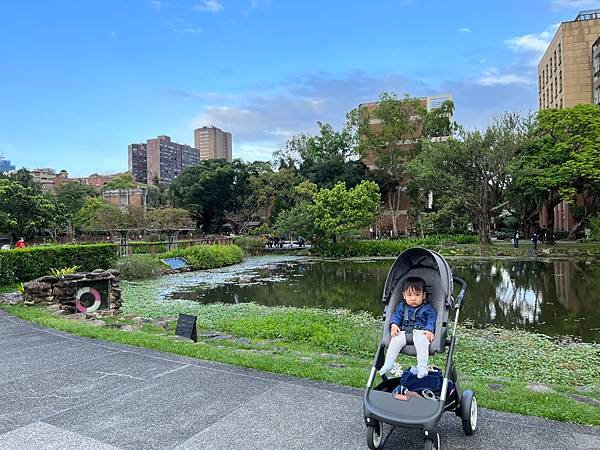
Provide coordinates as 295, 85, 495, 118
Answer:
478, 209, 491, 246
388, 192, 398, 237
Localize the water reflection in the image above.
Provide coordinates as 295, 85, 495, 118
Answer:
167, 258, 600, 343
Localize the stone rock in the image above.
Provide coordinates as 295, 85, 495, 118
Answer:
234, 338, 252, 345
37, 275, 59, 283
568, 394, 600, 407
47, 303, 61, 311
576, 385, 598, 393
52, 309, 66, 316
121, 325, 141, 332
24, 281, 52, 292
299, 357, 313, 362
169, 335, 195, 343
323, 363, 347, 369
87, 319, 107, 327
0, 293, 23, 305
65, 313, 86, 320
85, 272, 101, 279
107, 269, 121, 276
526, 383, 554, 393
488, 383, 505, 391
209, 334, 234, 340
92, 269, 105, 274
63, 274, 83, 280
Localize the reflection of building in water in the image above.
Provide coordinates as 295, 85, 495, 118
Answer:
554, 261, 578, 311
495, 266, 541, 323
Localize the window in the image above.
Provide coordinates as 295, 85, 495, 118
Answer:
551, 83, 554, 99
546, 64, 549, 82
553, 50, 557, 70
558, 43, 561, 64
539, 75, 542, 91
559, 71, 563, 91
555, 77, 558, 97
550, 56, 553, 74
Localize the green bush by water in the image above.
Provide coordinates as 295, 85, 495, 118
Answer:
162, 244, 244, 269
314, 234, 478, 257
233, 236, 266, 255
0, 243, 117, 284
112, 255, 165, 280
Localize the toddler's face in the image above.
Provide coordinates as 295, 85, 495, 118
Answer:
403, 287, 426, 307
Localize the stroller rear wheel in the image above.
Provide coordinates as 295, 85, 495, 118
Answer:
460, 390, 478, 435
423, 431, 440, 450
366, 420, 383, 449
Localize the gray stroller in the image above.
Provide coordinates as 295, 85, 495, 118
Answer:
363, 248, 477, 449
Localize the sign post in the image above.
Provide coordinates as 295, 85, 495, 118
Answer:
175, 313, 198, 342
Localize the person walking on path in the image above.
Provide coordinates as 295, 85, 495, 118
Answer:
15, 237, 26, 249
513, 230, 520, 249
532, 231, 539, 251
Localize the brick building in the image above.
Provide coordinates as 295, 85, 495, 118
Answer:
194, 126, 232, 162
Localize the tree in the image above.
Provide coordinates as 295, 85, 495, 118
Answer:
408, 112, 530, 245
0, 178, 66, 239
525, 105, 600, 238
147, 208, 193, 230
55, 181, 98, 217
170, 160, 253, 232
308, 180, 380, 242
74, 198, 125, 231
103, 172, 138, 190
347, 92, 441, 236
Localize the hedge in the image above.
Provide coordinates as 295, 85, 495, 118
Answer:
162, 244, 245, 269
313, 234, 479, 257
0, 243, 118, 285
233, 236, 267, 255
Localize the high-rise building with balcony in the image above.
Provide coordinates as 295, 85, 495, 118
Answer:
0, 156, 15, 173
128, 136, 200, 185
538, 9, 600, 110
194, 126, 232, 162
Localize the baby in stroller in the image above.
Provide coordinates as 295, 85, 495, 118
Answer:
378, 276, 436, 378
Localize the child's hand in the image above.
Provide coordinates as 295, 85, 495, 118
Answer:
391, 324, 400, 337
425, 331, 434, 342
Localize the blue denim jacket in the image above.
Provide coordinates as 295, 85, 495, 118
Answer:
391, 302, 437, 333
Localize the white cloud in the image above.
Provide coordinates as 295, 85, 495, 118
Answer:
163, 19, 203, 34
458, 27, 471, 33
550, 0, 600, 9
108, 30, 117, 39
194, 0, 224, 13
149, 1, 162, 10
505, 24, 559, 55
477, 68, 533, 86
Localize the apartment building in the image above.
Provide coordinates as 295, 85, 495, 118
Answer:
194, 126, 232, 162
128, 136, 200, 185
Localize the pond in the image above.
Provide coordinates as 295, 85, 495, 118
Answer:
127, 255, 600, 343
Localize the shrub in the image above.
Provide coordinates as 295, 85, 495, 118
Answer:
49, 266, 80, 277
0, 243, 117, 285
162, 244, 244, 270
233, 236, 266, 255
128, 242, 169, 254
313, 234, 478, 257
113, 255, 165, 280
588, 216, 600, 241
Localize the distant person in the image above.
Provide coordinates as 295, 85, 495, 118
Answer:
15, 237, 26, 249
531, 232, 539, 251
513, 230, 520, 249
540, 226, 547, 243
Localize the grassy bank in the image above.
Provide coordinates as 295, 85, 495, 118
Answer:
3, 303, 599, 426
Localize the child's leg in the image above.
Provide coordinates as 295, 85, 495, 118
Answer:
379, 332, 406, 374
413, 330, 430, 379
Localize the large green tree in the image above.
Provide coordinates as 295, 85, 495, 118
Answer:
0, 178, 65, 239
408, 112, 530, 245
103, 172, 138, 190
170, 159, 253, 232
308, 180, 380, 242
524, 104, 600, 238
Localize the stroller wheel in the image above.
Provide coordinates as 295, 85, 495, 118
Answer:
423, 432, 440, 450
460, 390, 478, 435
366, 421, 383, 449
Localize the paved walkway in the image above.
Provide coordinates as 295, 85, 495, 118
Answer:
1, 309, 599, 449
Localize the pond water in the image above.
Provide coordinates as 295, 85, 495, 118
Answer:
145, 256, 600, 343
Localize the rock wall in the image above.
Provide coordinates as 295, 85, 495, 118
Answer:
23, 269, 122, 317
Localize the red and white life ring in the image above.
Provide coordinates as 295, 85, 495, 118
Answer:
75, 287, 102, 313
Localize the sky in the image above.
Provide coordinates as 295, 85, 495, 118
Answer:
1, 0, 600, 177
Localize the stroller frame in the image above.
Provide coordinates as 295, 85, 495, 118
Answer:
362, 248, 477, 450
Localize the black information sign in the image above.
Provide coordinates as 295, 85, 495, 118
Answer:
175, 313, 197, 342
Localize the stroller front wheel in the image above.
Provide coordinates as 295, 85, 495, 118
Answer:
460, 390, 478, 435
366, 421, 383, 449
423, 432, 440, 450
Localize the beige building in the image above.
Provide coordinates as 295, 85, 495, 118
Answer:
537, 9, 600, 233
538, 9, 600, 110
194, 126, 232, 162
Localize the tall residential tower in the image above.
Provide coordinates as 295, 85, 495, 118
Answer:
194, 126, 232, 162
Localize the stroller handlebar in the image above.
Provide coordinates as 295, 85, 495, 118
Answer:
453, 276, 467, 309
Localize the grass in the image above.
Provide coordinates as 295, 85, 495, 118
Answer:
0, 284, 18, 294
2, 303, 599, 426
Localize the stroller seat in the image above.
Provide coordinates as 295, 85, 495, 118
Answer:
382, 257, 452, 356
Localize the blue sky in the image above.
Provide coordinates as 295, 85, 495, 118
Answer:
1, 0, 599, 176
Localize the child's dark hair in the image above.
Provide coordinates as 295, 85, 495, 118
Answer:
402, 276, 426, 293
